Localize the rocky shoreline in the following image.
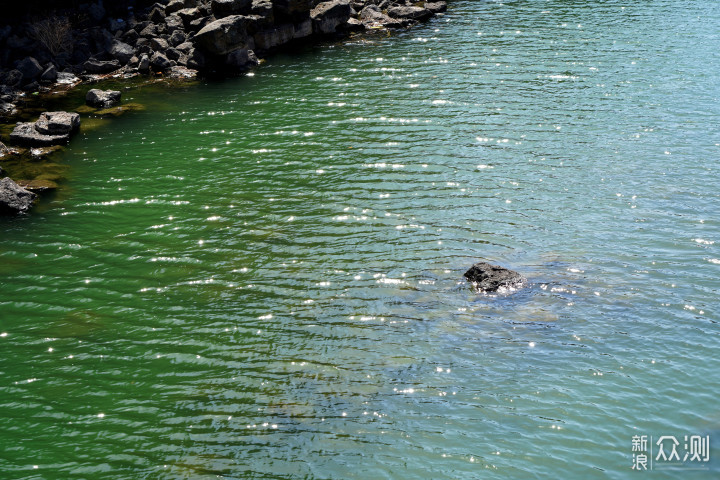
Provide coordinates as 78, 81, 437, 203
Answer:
0, 0, 448, 214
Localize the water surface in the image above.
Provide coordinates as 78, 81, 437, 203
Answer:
2, 1, 720, 478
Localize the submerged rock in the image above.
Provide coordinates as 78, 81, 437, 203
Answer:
86, 88, 122, 108
0, 177, 37, 214
15, 179, 58, 193
464, 262, 526, 293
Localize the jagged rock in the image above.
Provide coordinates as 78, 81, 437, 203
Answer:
40, 65, 58, 83
311, 0, 351, 34
186, 48, 206, 69
359, 5, 404, 28
83, 58, 121, 74
176, 7, 203, 27
252, 0, 275, 26
387, 6, 433, 22
254, 23, 295, 51
464, 262, 527, 293
9, 112, 80, 147
150, 51, 174, 71
165, 14, 185, 32
86, 89, 122, 108
176, 41, 194, 53
150, 37, 170, 51
57, 72, 79, 84
149, 6, 166, 24
0, 177, 37, 214
16, 57, 43, 81
110, 40, 136, 64
138, 53, 151, 72
166, 0, 189, 15
194, 15, 255, 55
166, 48, 183, 61
225, 48, 259, 70
169, 30, 187, 47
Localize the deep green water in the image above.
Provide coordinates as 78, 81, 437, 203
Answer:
2, 1, 720, 478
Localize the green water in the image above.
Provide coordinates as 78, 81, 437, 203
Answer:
2, 1, 720, 478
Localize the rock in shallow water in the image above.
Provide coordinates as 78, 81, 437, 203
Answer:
0, 177, 37, 214
464, 262, 526, 293
86, 89, 122, 108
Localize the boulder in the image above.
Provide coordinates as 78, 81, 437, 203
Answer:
9, 112, 80, 147
166, 0, 189, 15
110, 40, 136, 64
212, 0, 253, 17
83, 58, 121, 74
0, 177, 37, 214
2, 70, 23, 87
169, 30, 187, 46
294, 18, 312, 39
16, 57, 43, 81
165, 14, 185, 32
464, 262, 526, 293
311, 0, 351, 34
150, 51, 174, 71
387, 6, 433, 22
254, 23, 295, 51
225, 48, 259, 70
148, 6, 166, 24
194, 15, 255, 55
176, 7, 203, 27
40, 64, 58, 83
86, 89, 122, 108
252, 0, 275, 26
150, 37, 170, 51
138, 53, 151, 72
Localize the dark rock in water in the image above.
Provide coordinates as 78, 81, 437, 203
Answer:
225, 48, 259, 70
387, 6, 433, 22
464, 262, 526, 293
86, 89, 122, 108
253, 23, 294, 51
195, 15, 255, 55
311, 0, 351, 34
83, 58, 121, 74
0, 177, 37, 214
273, 0, 312, 24
10, 112, 80, 147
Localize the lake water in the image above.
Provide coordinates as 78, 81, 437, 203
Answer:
2, 1, 720, 478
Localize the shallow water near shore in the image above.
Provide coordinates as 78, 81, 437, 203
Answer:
2, 1, 720, 478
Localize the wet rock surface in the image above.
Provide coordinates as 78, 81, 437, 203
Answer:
0, 176, 37, 214
10, 111, 80, 147
464, 262, 527, 293
86, 88, 122, 108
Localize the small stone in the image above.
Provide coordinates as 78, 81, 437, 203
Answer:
0, 177, 37, 214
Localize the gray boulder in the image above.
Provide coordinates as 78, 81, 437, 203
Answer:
9, 112, 80, 147
424, 2, 447, 13
387, 6, 433, 22
138, 54, 151, 72
311, 0, 351, 34
16, 57, 43, 81
169, 30, 187, 47
0, 177, 37, 214
212, 0, 253, 17
83, 58, 121, 74
464, 262, 526, 293
150, 52, 174, 71
110, 40, 136, 64
150, 37, 170, 51
165, 14, 185, 32
86, 89, 122, 108
194, 15, 255, 55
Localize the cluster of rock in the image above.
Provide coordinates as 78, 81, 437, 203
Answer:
9, 111, 81, 147
0, 0, 447, 116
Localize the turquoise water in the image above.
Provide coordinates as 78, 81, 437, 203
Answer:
2, 1, 720, 478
